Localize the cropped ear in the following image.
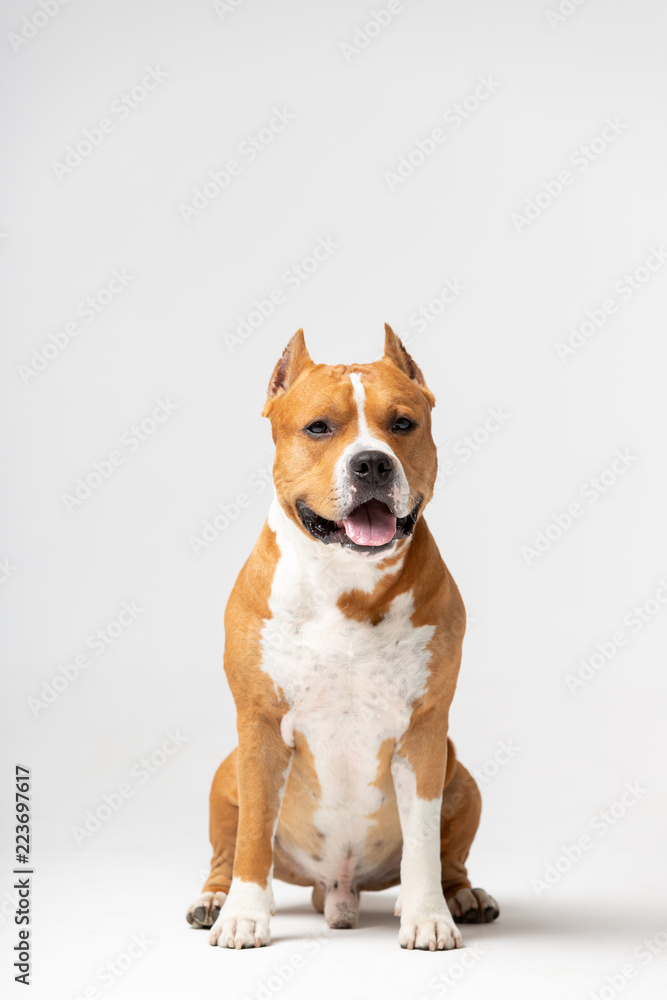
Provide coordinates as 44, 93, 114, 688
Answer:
262, 329, 314, 416
383, 323, 435, 406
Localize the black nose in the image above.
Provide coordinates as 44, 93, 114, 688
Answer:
349, 450, 394, 485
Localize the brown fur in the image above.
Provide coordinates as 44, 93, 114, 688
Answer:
197, 326, 493, 926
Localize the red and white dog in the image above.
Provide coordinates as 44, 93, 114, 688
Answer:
186, 326, 498, 950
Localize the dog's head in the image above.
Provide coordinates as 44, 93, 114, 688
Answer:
262, 325, 437, 558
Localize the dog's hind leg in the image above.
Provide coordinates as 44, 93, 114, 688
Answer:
439, 753, 499, 925
186, 750, 239, 928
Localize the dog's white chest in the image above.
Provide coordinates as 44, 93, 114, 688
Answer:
260, 500, 434, 880
264, 588, 433, 745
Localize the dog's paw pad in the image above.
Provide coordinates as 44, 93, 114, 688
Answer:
448, 887, 499, 924
185, 890, 227, 929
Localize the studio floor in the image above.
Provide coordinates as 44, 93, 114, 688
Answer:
5, 827, 666, 1000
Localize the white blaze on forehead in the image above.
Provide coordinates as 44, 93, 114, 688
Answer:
334, 372, 411, 517
349, 372, 370, 436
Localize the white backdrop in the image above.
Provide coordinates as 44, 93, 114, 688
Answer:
2, 1, 667, 998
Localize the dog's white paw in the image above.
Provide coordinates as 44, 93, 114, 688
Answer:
209, 910, 270, 949
399, 906, 463, 951
186, 890, 227, 929
208, 879, 273, 949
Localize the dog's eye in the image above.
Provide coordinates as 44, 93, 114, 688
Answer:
305, 420, 331, 436
392, 417, 414, 433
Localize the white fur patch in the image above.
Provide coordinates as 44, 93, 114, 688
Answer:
262, 498, 434, 890
349, 372, 371, 437
391, 756, 461, 950
209, 879, 274, 949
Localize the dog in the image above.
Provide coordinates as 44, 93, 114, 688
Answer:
186, 325, 499, 950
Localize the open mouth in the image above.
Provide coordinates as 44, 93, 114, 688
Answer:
296, 497, 422, 553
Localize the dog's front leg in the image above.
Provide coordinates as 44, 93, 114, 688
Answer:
391, 713, 462, 951
209, 714, 292, 949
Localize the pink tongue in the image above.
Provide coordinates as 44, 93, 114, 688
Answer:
343, 499, 397, 546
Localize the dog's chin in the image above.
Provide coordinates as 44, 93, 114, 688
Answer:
296, 498, 422, 558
